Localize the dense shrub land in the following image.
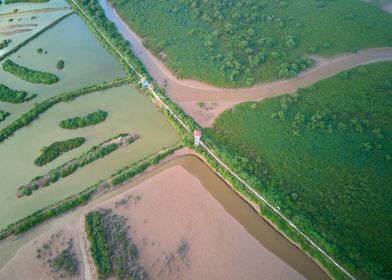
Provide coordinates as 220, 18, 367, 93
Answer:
34, 137, 86, 166
109, 0, 392, 87
59, 109, 108, 129
207, 62, 392, 279
0, 110, 10, 123
18, 133, 139, 197
2, 59, 59, 84
0, 78, 129, 143
0, 84, 36, 103
85, 209, 146, 279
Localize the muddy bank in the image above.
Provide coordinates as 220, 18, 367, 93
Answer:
0, 152, 329, 279
99, 0, 392, 126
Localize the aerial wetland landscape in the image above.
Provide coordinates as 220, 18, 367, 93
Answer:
0, 0, 391, 280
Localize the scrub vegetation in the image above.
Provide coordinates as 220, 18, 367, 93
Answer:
85, 209, 146, 279
0, 84, 36, 103
0, 110, 10, 123
34, 137, 86, 166
0, 39, 12, 50
109, 0, 392, 87
2, 59, 59, 84
207, 62, 392, 279
56, 59, 65, 70
59, 109, 108, 129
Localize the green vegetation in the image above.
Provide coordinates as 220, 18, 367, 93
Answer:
48, 240, 79, 277
208, 62, 392, 279
0, 145, 181, 241
0, 39, 11, 50
4, 0, 49, 3
108, 0, 392, 87
0, 78, 129, 143
56, 59, 65, 70
85, 209, 146, 279
3, 59, 59, 84
18, 133, 139, 197
59, 109, 108, 129
37, 48, 43, 54
34, 137, 86, 166
0, 191, 92, 239
0, 110, 10, 123
0, 84, 36, 103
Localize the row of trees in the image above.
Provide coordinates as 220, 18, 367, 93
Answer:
59, 109, 108, 129
34, 137, 86, 166
0, 83, 36, 103
2, 59, 59, 84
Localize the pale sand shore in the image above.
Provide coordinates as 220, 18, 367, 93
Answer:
0, 164, 305, 280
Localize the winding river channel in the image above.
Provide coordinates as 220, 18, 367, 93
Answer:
98, 0, 392, 126
1, 1, 391, 278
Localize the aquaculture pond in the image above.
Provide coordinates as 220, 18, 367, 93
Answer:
0, 13, 125, 128
0, 85, 180, 228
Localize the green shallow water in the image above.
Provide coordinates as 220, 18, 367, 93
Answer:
0, 13, 125, 128
0, 0, 69, 14
0, 85, 180, 228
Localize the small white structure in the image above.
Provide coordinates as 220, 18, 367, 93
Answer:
139, 78, 149, 88
194, 130, 202, 147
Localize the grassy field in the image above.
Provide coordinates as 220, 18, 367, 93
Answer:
207, 62, 392, 279
109, 0, 392, 87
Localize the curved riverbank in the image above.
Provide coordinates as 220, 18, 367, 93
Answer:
98, 0, 392, 126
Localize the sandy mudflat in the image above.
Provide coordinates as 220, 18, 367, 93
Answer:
97, 165, 305, 280
0, 224, 85, 280
0, 163, 306, 280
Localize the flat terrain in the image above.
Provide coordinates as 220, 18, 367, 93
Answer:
208, 62, 392, 279
0, 225, 85, 280
0, 13, 125, 128
0, 162, 309, 280
109, 0, 392, 87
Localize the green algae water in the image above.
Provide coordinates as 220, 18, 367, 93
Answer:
0, 85, 179, 228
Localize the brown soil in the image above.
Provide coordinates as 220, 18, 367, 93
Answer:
0, 151, 323, 280
93, 165, 305, 280
0, 225, 86, 280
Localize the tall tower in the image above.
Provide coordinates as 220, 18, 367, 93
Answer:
194, 130, 202, 147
